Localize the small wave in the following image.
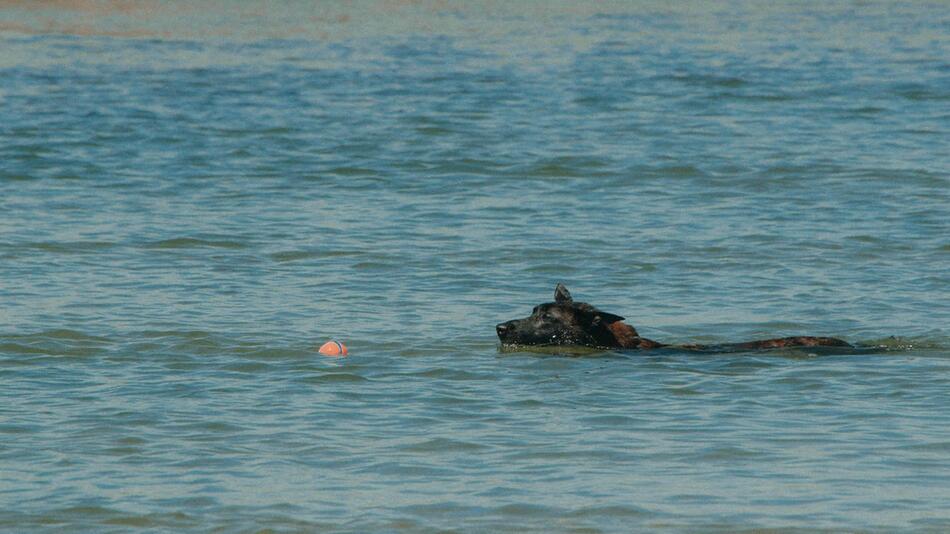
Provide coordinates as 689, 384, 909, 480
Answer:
269, 249, 358, 262
520, 156, 613, 178
416, 125, 453, 136
579, 414, 646, 426
1, 506, 196, 532
0, 172, 35, 181
145, 237, 248, 250
130, 330, 240, 358
221, 362, 273, 374
401, 368, 492, 381
620, 163, 704, 180
694, 445, 770, 462
663, 72, 749, 88
858, 337, 947, 351
731, 92, 796, 102
398, 437, 487, 453
567, 504, 654, 519
494, 503, 560, 517
326, 166, 378, 176
0, 329, 111, 358
848, 105, 888, 114
4, 241, 118, 254
889, 441, 950, 454
299, 373, 368, 384
25, 329, 111, 343
497, 344, 609, 357
891, 83, 949, 101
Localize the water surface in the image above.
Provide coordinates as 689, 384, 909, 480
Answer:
1, 2, 948, 532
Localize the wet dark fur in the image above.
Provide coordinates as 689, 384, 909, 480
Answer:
496, 284, 851, 352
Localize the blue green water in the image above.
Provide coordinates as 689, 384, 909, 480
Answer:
1, 2, 948, 532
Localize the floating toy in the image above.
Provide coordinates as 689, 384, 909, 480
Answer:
318, 340, 348, 357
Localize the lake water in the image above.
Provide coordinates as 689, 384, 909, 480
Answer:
1, 2, 948, 532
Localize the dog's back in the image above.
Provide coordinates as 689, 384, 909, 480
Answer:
497, 284, 851, 351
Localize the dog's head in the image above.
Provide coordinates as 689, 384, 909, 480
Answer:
496, 284, 640, 349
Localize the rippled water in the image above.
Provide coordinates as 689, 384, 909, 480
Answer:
2, 2, 949, 532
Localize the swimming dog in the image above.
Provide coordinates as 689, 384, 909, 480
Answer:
495, 284, 851, 351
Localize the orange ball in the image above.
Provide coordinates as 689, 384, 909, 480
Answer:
318, 340, 348, 357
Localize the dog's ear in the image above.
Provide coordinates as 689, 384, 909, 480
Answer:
554, 283, 573, 303
590, 311, 625, 326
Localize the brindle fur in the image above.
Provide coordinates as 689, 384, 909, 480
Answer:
496, 284, 851, 351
